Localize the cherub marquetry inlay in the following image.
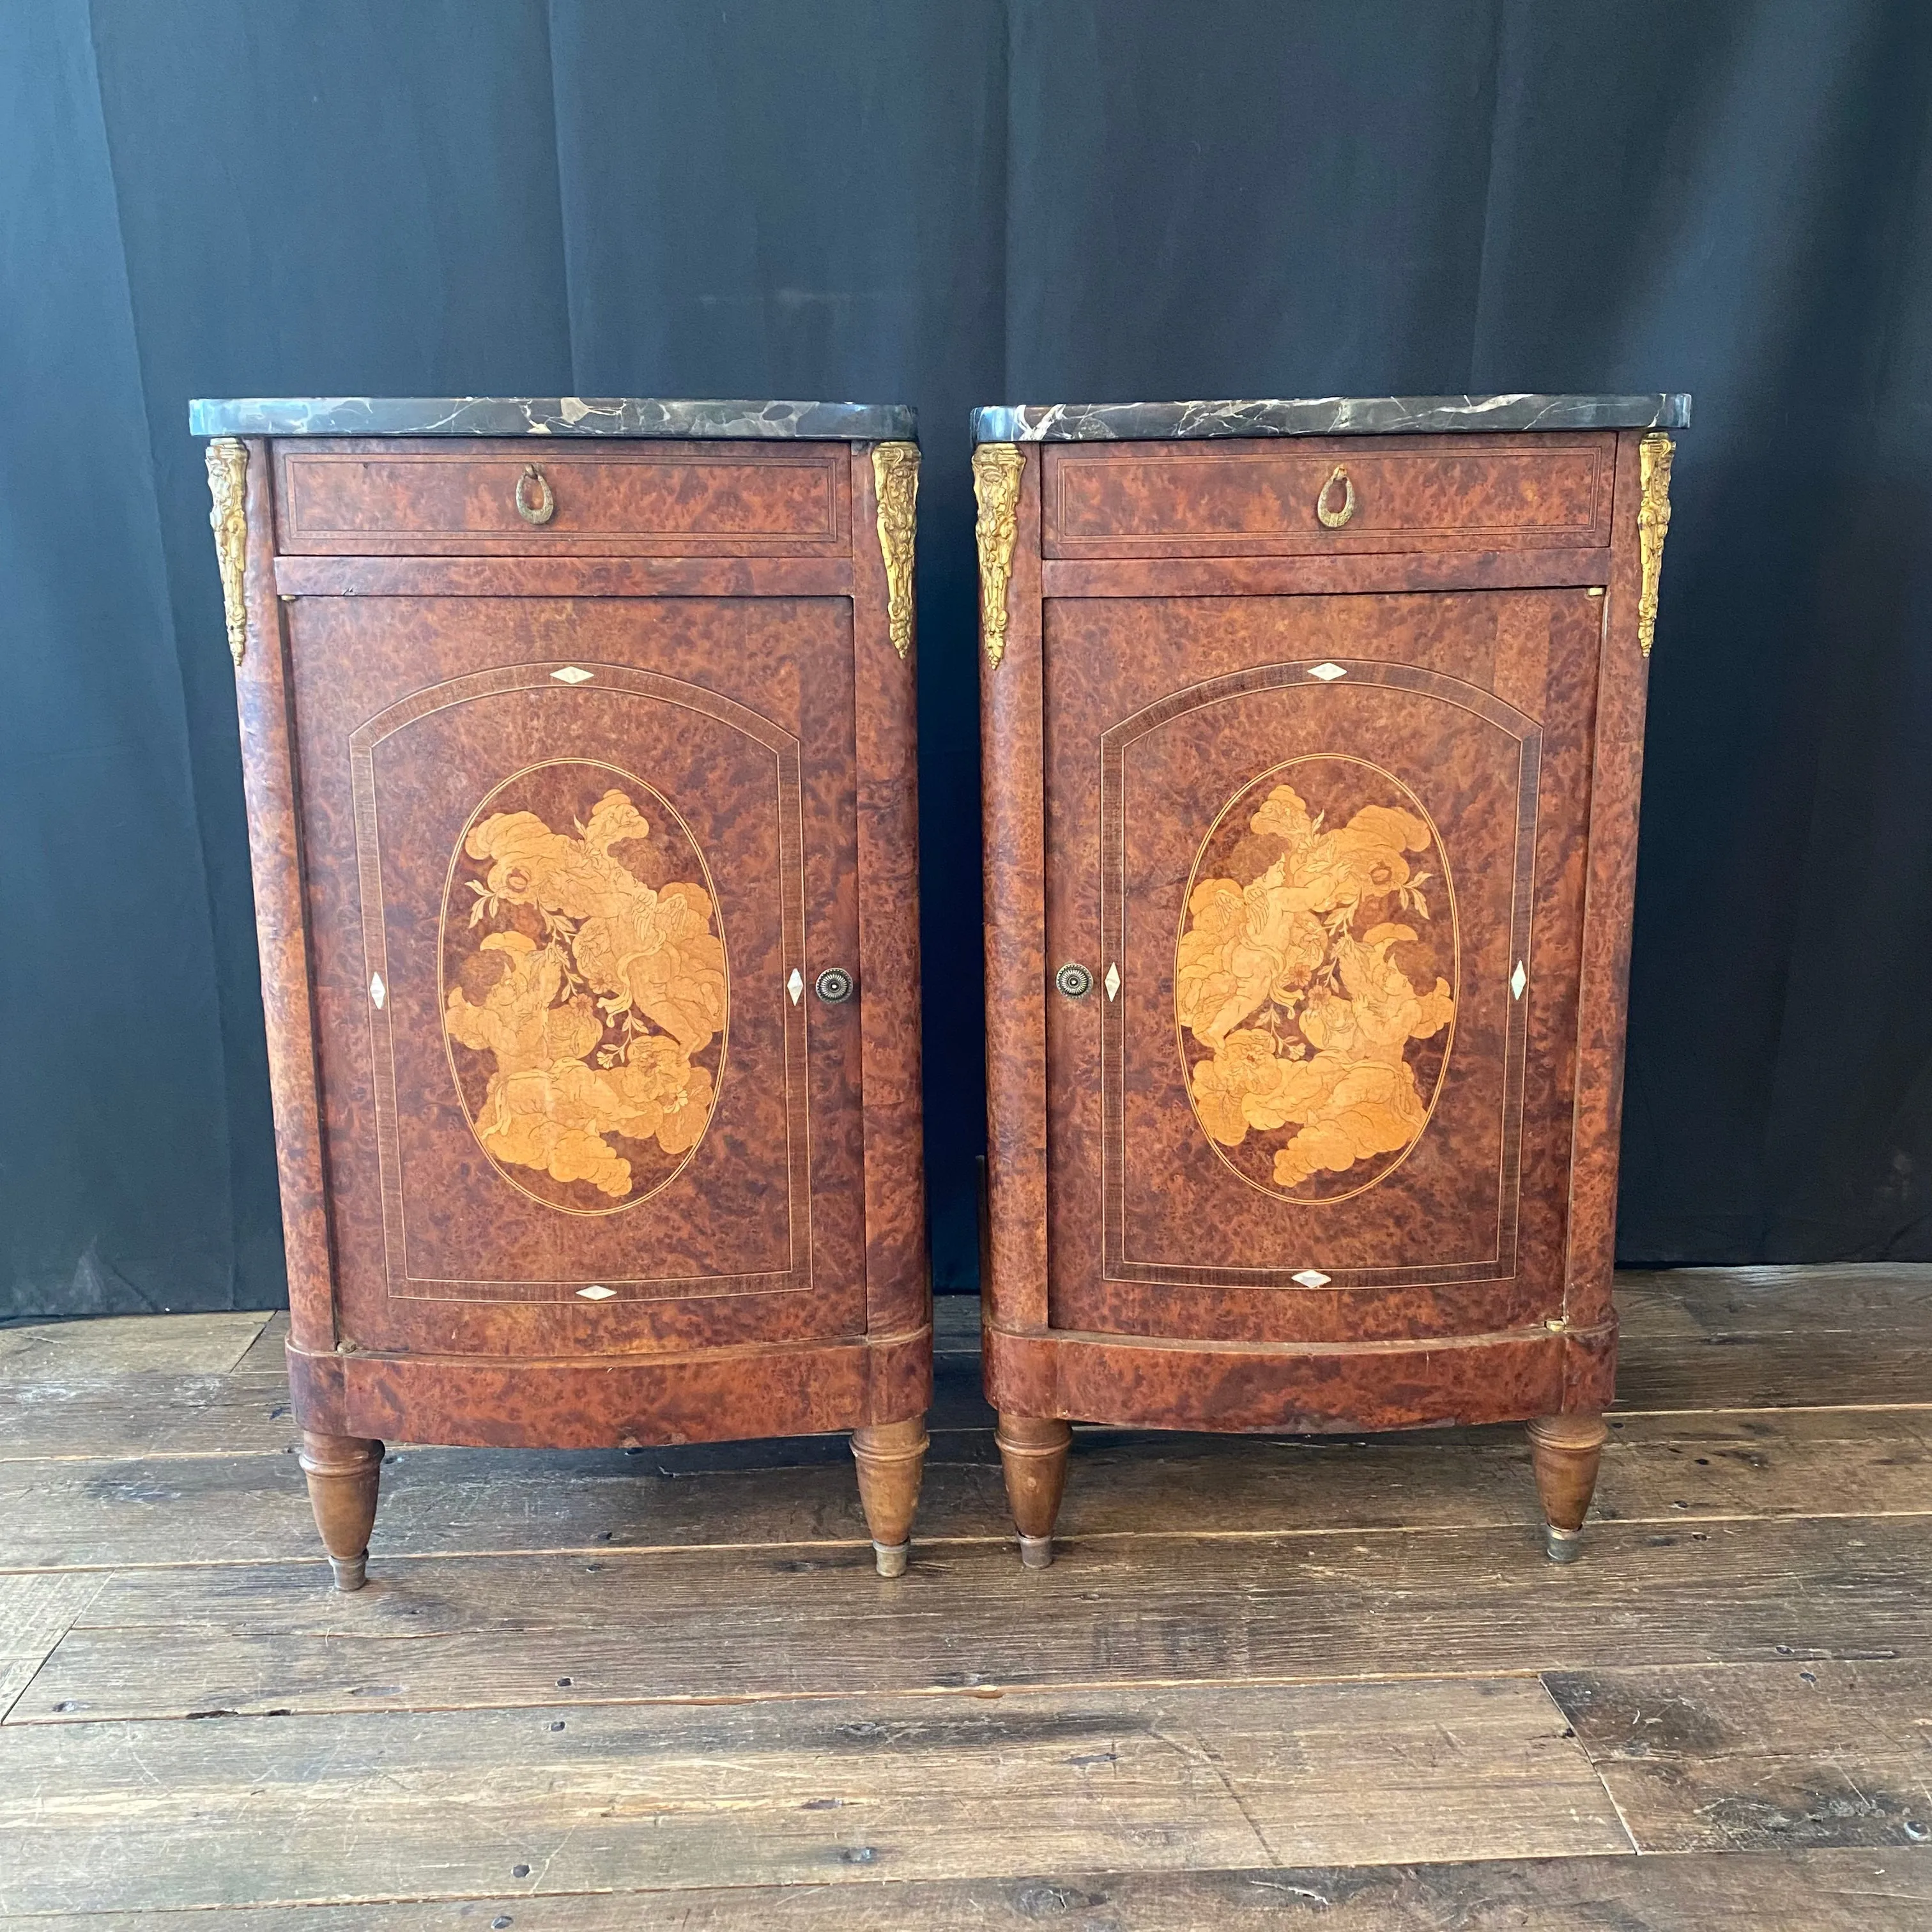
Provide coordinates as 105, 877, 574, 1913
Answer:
1176, 755, 1457, 1202
440, 762, 727, 1213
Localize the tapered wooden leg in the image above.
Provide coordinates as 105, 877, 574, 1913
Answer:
997, 1413, 1072, 1569
298, 1430, 384, 1591
852, 1418, 928, 1577
1528, 1413, 1608, 1563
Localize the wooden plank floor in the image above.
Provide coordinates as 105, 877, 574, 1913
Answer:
1, 1268, 1929, 1927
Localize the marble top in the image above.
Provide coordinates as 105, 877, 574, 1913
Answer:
970, 394, 1690, 443
188, 397, 918, 442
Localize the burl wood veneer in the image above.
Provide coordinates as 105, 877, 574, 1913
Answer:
973, 393, 1689, 1565
194, 397, 930, 1586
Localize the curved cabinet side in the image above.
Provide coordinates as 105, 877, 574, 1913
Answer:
229, 439, 339, 1377
851, 447, 931, 1380
977, 447, 1050, 1335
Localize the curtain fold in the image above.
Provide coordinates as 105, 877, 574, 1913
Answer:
4, 1, 1928, 1315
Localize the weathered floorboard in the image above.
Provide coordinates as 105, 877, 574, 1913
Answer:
3, 1406, 1929, 1571
0, 1572, 104, 1720
6, 1270, 1931, 1922
1613, 1269, 1932, 1413
1616, 1265, 1932, 1330
0, 1372, 295, 1464
0, 1677, 1624, 1915
15, 1514, 1930, 1723
0, 1311, 271, 1381
1547, 1657, 1932, 1851
13, 1850, 1932, 1931
1614, 1331, 1932, 1414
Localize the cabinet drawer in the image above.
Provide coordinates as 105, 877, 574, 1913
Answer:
274, 440, 850, 556
1043, 434, 1614, 558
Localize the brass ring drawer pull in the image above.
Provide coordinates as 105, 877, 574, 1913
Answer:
1315, 464, 1355, 529
515, 463, 556, 525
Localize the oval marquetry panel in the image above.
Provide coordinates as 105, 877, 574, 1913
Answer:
439, 758, 728, 1215
1175, 753, 1458, 1205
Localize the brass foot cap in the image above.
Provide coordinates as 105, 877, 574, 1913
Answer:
873, 1540, 909, 1579
329, 1551, 369, 1591
1543, 1523, 1583, 1565
1018, 1533, 1054, 1570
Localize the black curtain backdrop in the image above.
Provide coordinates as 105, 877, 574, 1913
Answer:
6, 1, 1931, 1317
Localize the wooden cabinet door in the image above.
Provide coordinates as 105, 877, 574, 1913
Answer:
286, 594, 864, 1359
1042, 587, 1602, 1346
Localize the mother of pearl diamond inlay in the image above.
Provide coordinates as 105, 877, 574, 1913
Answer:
1512, 961, 1528, 1000
368, 973, 386, 1009
550, 666, 594, 684
1292, 1269, 1331, 1288
1307, 662, 1348, 681
576, 1284, 616, 1301
787, 968, 804, 1005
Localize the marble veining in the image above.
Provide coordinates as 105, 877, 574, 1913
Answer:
970, 394, 1691, 443
189, 396, 917, 442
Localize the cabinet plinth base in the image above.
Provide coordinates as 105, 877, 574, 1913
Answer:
285, 1331, 933, 1591
983, 1323, 1617, 1567
982, 1320, 1615, 1434
287, 1327, 933, 1451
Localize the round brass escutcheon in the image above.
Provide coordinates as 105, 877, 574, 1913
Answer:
1315, 463, 1355, 529
515, 463, 556, 525
815, 966, 855, 1004
1055, 962, 1094, 999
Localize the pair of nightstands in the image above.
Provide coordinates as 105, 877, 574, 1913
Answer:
195, 392, 1683, 1587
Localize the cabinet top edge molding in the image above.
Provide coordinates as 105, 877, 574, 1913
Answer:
970, 394, 1690, 444
189, 396, 917, 443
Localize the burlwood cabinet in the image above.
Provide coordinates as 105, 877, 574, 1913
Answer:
194, 398, 930, 1588
973, 394, 1688, 1565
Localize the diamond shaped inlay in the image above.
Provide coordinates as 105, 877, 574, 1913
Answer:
550, 665, 594, 684
576, 1285, 616, 1301
368, 973, 386, 1009
1307, 661, 1348, 682
787, 968, 804, 1006
1104, 962, 1121, 1001
1511, 960, 1528, 1000
1292, 1269, 1331, 1289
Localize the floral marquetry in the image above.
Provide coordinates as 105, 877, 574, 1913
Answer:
1176, 755, 1457, 1203
440, 761, 728, 1213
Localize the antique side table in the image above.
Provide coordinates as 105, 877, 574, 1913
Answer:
194, 397, 930, 1587
973, 394, 1688, 1565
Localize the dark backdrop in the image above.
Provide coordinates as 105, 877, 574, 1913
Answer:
6, 1, 1931, 1318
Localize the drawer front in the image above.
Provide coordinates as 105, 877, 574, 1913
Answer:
1043, 434, 1614, 557
275, 440, 851, 556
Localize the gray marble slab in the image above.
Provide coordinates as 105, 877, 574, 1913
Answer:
188, 396, 917, 442
970, 394, 1690, 443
